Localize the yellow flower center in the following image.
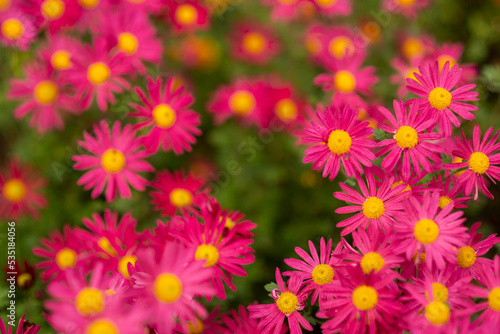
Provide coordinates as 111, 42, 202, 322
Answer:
402, 38, 424, 60
429, 283, 448, 303
437, 55, 457, 70
1, 18, 23, 40
395, 0, 415, 6
327, 129, 352, 155
229, 90, 255, 115
334, 70, 356, 93
279, 0, 297, 4
425, 301, 449, 325
352, 285, 378, 311
488, 287, 500, 311
328, 36, 354, 59
276, 291, 298, 314
152, 104, 177, 129
87, 62, 110, 85
414, 219, 439, 244
391, 181, 411, 194
34, 80, 58, 105
55, 248, 77, 270
438, 196, 453, 209
3, 179, 26, 203
98, 237, 118, 257
428, 87, 452, 111
275, 98, 298, 122
224, 217, 235, 229
78, 0, 100, 9
311, 264, 334, 285
127, 0, 145, 3
187, 319, 204, 334
362, 197, 385, 219
117, 32, 138, 55
169, 188, 193, 208
242, 32, 266, 55
118, 255, 137, 279
154, 273, 182, 303
395, 126, 418, 149
457, 246, 476, 268
175, 4, 198, 25
405, 67, 419, 82
468, 152, 489, 175
76, 288, 104, 315
86, 319, 118, 334
195, 244, 219, 267
452, 157, 466, 177
360, 252, 385, 274
315, 0, 338, 8
101, 149, 126, 173
41, 0, 65, 20
17, 273, 32, 288
0, 0, 11, 11
51, 50, 72, 70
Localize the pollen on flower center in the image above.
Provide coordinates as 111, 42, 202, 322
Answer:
352, 285, 378, 311
275, 98, 298, 122
468, 152, 489, 175
41, 0, 65, 20
101, 149, 126, 173
118, 32, 138, 55
488, 287, 500, 311
414, 219, 439, 244
276, 291, 298, 314
360, 252, 385, 274
457, 246, 476, 268
34, 80, 58, 105
17, 273, 32, 288
328, 36, 354, 59
78, 0, 100, 9
118, 255, 137, 279
395, 125, 418, 149
425, 301, 449, 325
402, 38, 423, 60
187, 319, 204, 334
87, 62, 110, 85
3, 179, 27, 202
1, 18, 24, 40
395, 0, 415, 6
224, 217, 235, 229
86, 319, 118, 334
175, 4, 198, 25
195, 244, 219, 267
428, 87, 452, 111
438, 196, 453, 209
98, 237, 118, 257
334, 70, 356, 93
55, 248, 77, 269
242, 32, 266, 55
169, 188, 193, 208
155, 273, 183, 303
311, 264, 334, 285
229, 90, 256, 116
327, 129, 352, 155
51, 50, 72, 70
76, 288, 104, 315
315, 0, 338, 8
437, 55, 457, 70
362, 197, 385, 219
431, 283, 449, 303
391, 181, 411, 195
153, 104, 177, 129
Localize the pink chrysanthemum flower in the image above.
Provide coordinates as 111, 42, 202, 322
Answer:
248, 268, 313, 334
129, 76, 201, 154
311, 0, 351, 17
73, 121, 153, 202
377, 100, 443, 178
149, 169, 210, 216
284, 238, 344, 306
165, 0, 209, 32
1, 314, 40, 334
8, 62, 79, 133
0, 9, 37, 49
429, 42, 478, 85
443, 125, 500, 200
372, 166, 431, 201
392, 191, 468, 270
23, 0, 81, 33
317, 264, 402, 334
231, 23, 280, 64
263, 0, 310, 22
131, 243, 214, 333
429, 173, 470, 210
39, 34, 83, 72
334, 171, 407, 235
302, 104, 376, 180
382, 0, 430, 20
397, 33, 435, 62
315, 26, 358, 67
66, 38, 130, 111
263, 82, 306, 131
390, 56, 423, 98
406, 61, 479, 137
0, 159, 47, 219
221, 208, 257, 241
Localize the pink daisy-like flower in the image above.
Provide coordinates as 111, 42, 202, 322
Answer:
382, 0, 430, 20
66, 38, 130, 111
317, 264, 402, 334
129, 76, 201, 154
333, 171, 407, 235
284, 238, 344, 305
165, 0, 209, 32
73, 121, 153, 202
23, 0, 81, 33
406, 61, 479, 137
231, 23, 280, 64
0, 9, 37, 50
443, 125, 500, 200
248, 268, 313, 334
315, 26, 358, 67
1, 314, 40, 334
377, 100, 443, 178
302, 104, 376, 180
392, 191, 468, 270
0, 159, 47, 219
221, 208, 257, 241
266, 82, 306, 131
8, 61, 79, 133
429, 173, 470, 210
312, 0, 351, 17
429, 42, 478, 85
149, 169, 210, 216
398, 33, 435, 62
130, 242, 214, 333
39, 34, 83, 72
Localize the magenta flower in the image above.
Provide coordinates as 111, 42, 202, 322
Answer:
39, 34, 83, 72
1, 314, 40, 334
406, 61, 479, 137
302, 105, 376, 180
263, 0, 309, 22
311, 0, 351, 17
429, 173, 470, 210
377, 100, 443, 177
390, 56, 423, 98
382, 0, 430, 20
230, 22, 281, 65
221, 304, 272, 334
165, 0, 209, 33
23, 0, 81, 33
0, 9, 37, 50
129, 76, 201, 154
248, 268, 313, 334
430, 43, 478, 85
73, 121, 153, 202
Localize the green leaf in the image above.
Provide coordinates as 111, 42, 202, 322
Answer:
264, 282, 278, 292
373, 128, 391, 141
